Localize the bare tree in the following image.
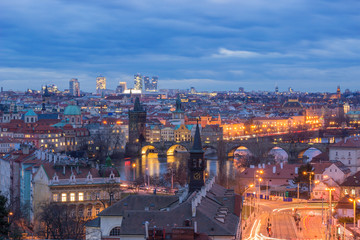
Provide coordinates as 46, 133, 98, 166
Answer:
38, 203, 87, 240
90, 125, 126, 162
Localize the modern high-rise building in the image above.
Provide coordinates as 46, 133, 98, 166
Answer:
96, 75, 106, 94
144, 76, 151, 91
69, 78, 80, 97
134, 74, 142, 91
151, 76, 158, 92
116, 82, 127, 93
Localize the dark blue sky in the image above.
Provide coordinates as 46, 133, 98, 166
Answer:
1, 0, 360, 92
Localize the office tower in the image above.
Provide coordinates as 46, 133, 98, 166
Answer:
96, 75, 106, 94
144, 76, 151, 91
151, 76, 158, 92
69, 78, 80, 96
116, 82, 127, 93
134, 74, 142, 91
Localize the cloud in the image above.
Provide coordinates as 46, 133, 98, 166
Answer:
0, 0, 360, 92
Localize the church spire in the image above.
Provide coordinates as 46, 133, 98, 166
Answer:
133, 97, 143, 112
191, 120, 203, 153
188, 118, 205, 193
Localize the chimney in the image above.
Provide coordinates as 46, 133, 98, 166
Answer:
280, 162, 283, 169
273, 166, 276, 174
145, 221, 149, 238
21, 144, 30, 155
295, 167, 299, 174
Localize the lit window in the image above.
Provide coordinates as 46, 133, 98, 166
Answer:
53, 194, 58, 202
352, 189, 356, 196
70, 193, 75, 201
61, 193, 67, 202
79, 192, 84, 201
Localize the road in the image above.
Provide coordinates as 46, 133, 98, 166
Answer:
243, 199, 327, 240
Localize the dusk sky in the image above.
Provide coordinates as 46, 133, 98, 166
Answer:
1, 0, 360, 92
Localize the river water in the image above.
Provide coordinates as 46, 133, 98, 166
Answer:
114, 137, 347, 185
114, 153, 235, 186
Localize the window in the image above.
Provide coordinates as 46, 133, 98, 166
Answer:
345, 189, 349, 195
349, 152, 351, 156
349, 160, 351, 164
70, 193, 75, 202
336, 152, 338, 156
352, 189, 356, 196
86, 192, 91, 200
78, 192, 84, 201
96, 207, 100, 215
109, 227, 121, 236
87, 207, 92, 217
61, 193, 67, 202
53, 194, 58, 202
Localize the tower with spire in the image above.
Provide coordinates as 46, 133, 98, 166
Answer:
171, 95, 185, 125
188, 120, 206, 193
127, 97, 147, 155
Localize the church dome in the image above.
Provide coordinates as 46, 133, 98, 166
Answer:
64, 105, 81, 115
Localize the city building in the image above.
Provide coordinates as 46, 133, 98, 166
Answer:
151, 76, 158, 92
85, 123, 241, 240
171, 96, 185, 125
116, 82, 127, 93
134, 74, 143, 91
96, 75, 106, 94
329, 137, 360, 174
174, 124, 192, 142
62, 105, 82, 128
144, 76, 150, 91
69, 78, 80, 97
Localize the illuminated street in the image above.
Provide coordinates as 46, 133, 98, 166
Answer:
243, 200, 327, 240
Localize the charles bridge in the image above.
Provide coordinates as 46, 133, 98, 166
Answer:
137, 138, 329, 163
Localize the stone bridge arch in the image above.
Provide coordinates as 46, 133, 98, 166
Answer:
141, 145, 157, 155
166, 144, 190, 156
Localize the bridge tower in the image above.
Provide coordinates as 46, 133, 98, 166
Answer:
188, 121, 206, 193
126, 97, 147, 156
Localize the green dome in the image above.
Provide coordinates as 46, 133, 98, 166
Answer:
64, 105, 81, 115
24, 109, 37, 116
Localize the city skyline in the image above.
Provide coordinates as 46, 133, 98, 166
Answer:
1, 1, 360, 92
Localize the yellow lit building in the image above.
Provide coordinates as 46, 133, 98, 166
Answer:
174, 124, 192, 142
221, 123, 245, 140
96, 75, 106, 94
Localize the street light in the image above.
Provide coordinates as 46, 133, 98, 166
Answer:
349, 198, 360, 228
303, 171, 315, 199
7, 211, 13, 223
254, 170, 264, 213
326, 187, 336, 240
132, 163, 136, 181
243, 184, 254, 220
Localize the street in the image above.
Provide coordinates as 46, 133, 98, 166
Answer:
243, 199, 327, 240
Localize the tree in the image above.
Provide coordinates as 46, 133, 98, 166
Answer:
38, 203, 87, 239
0, 192, 9, 238
90, 124, 126, 162
292, 163, 314, 197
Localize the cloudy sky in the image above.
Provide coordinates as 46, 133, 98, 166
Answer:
1, 0, 360, 92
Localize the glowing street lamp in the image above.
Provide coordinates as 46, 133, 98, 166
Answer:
303, 171, 315, 199
326, 187, 336, 239
132, 163, 136, 181
349, 198, 360, 228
